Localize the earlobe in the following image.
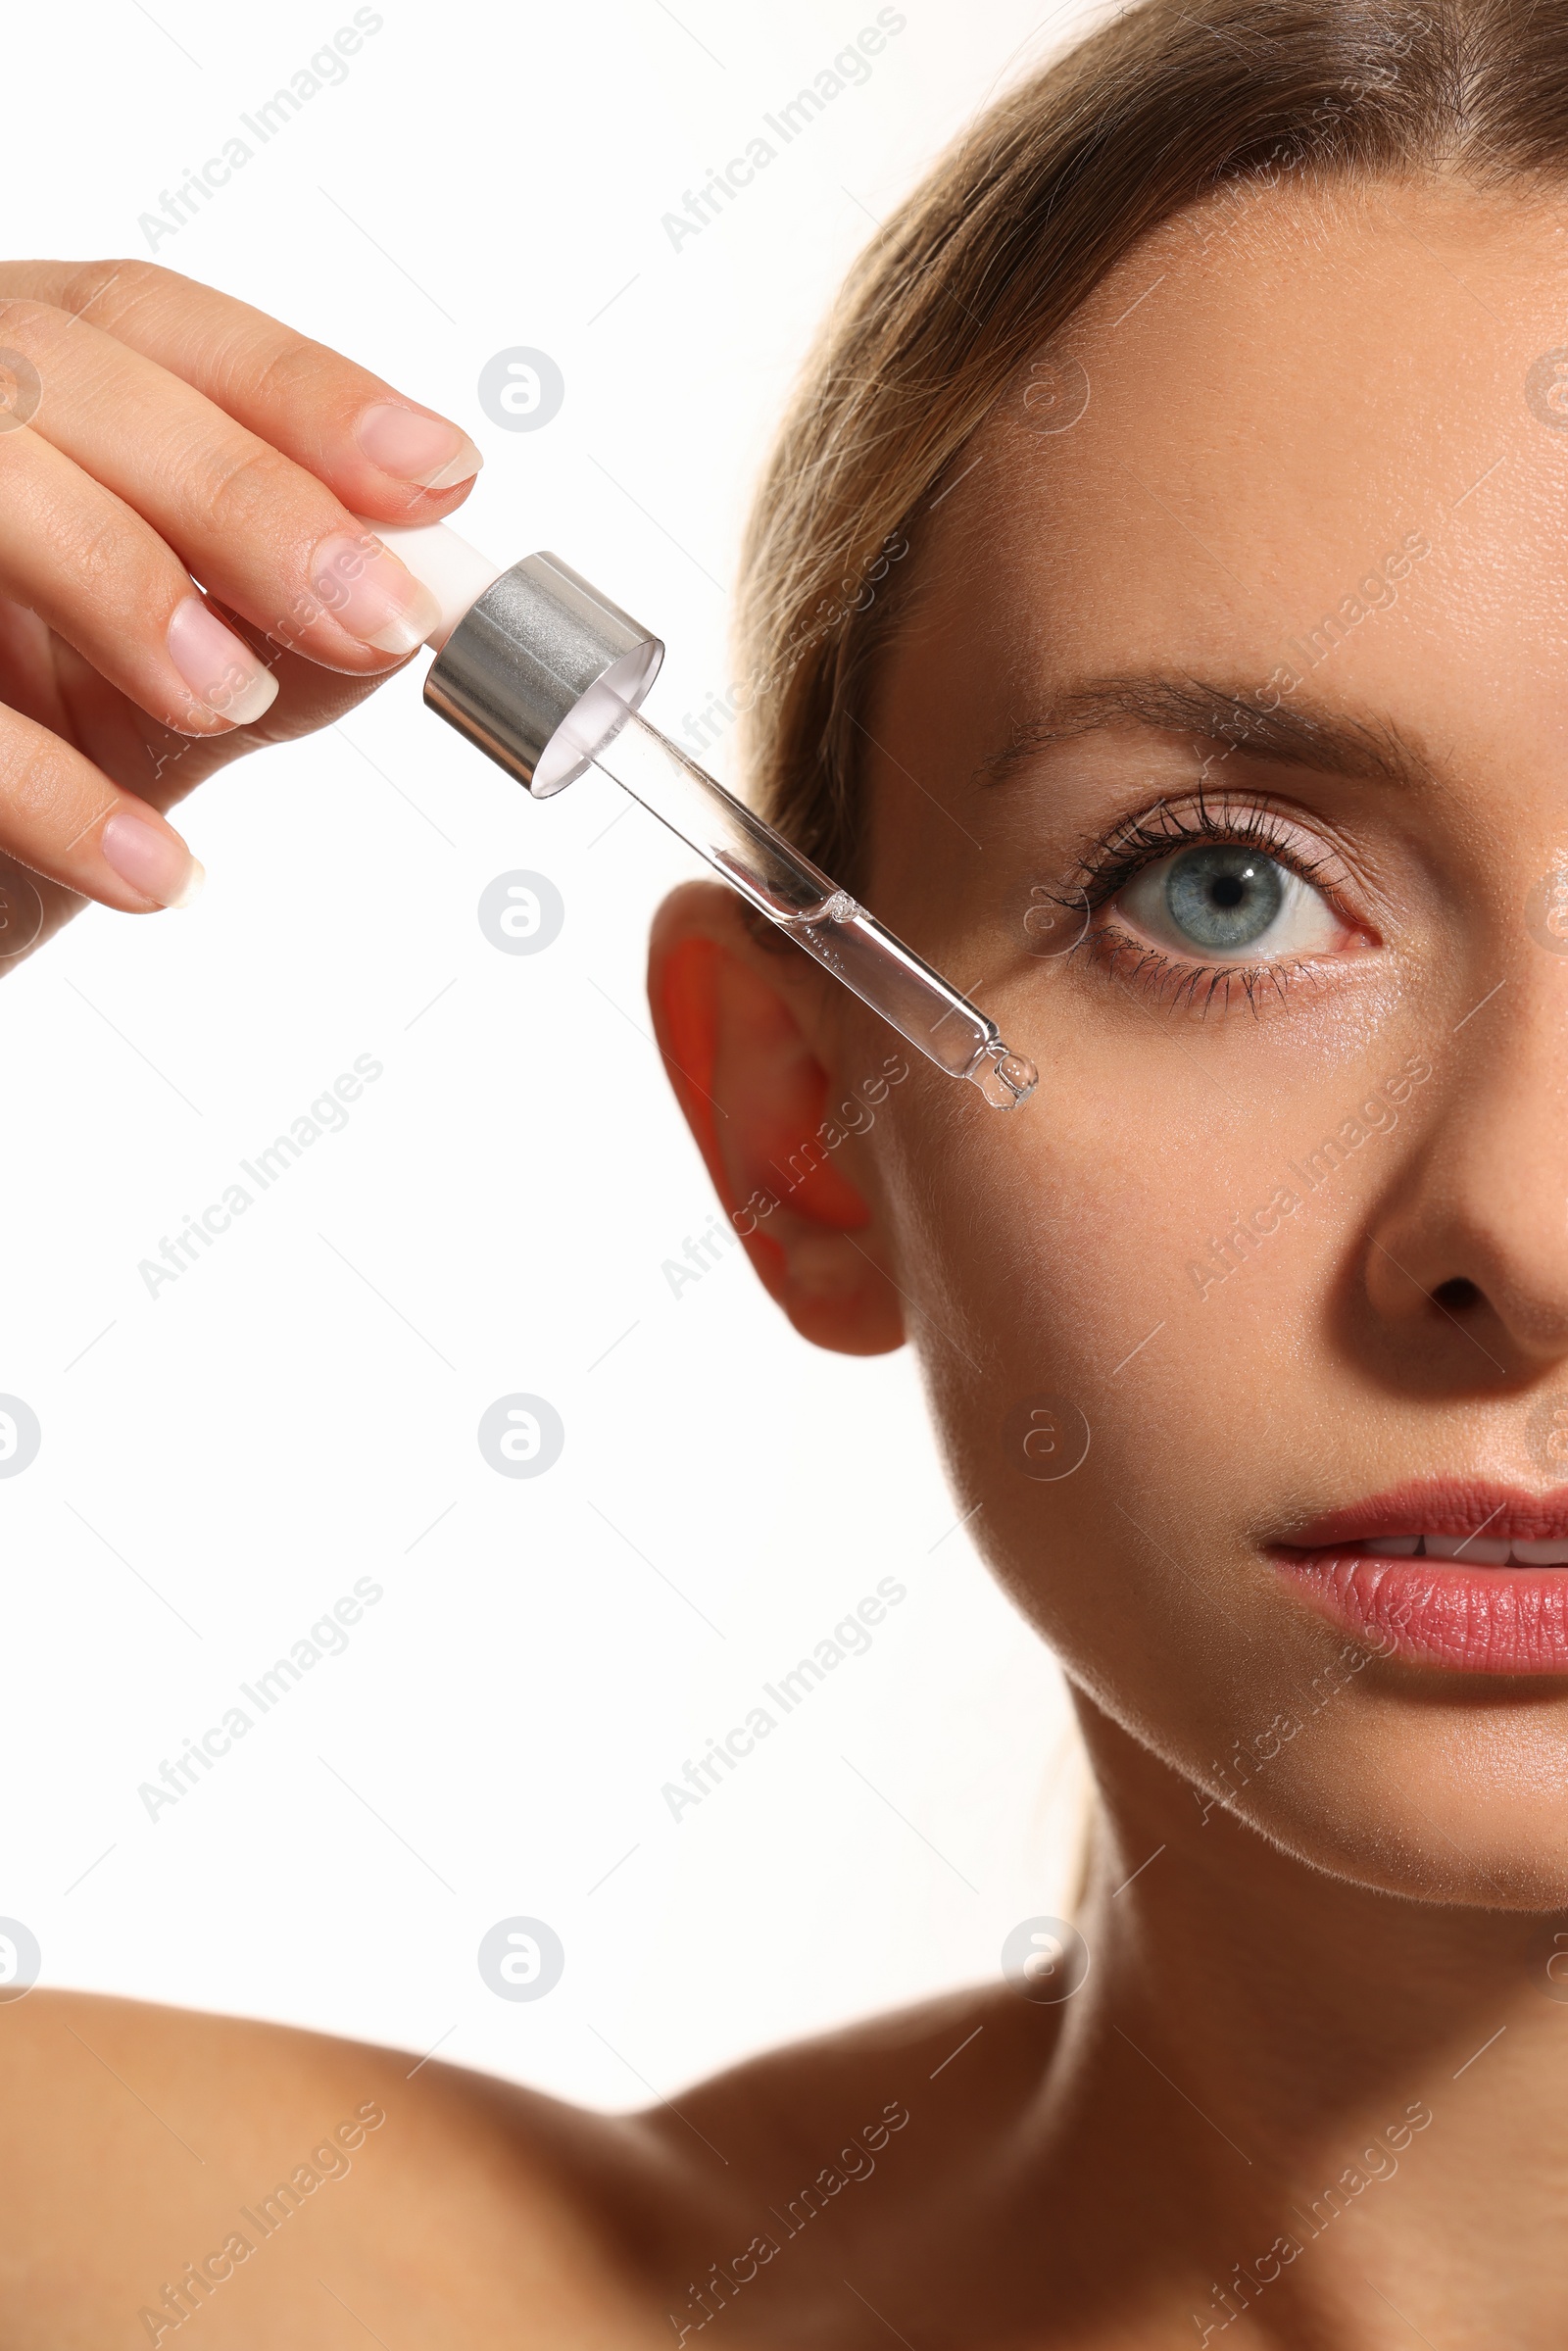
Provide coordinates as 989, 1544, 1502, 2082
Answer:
648, 881, 905, 1356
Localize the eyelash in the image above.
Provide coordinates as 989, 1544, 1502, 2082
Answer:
1051, 791, 1356, 1017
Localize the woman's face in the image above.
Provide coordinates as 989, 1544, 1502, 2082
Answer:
657, 175, 1568, 1906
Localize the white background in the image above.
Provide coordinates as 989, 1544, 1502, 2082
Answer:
0, 0, 1092, 2107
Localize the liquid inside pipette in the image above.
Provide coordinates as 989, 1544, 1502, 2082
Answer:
777, 887, 1038, 1110
573, 692, 1039, 1109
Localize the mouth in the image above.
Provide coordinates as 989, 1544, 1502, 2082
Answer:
1271, 1479, 1568, 1675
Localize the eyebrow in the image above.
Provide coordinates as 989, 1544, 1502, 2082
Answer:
974, 675, 1431, 792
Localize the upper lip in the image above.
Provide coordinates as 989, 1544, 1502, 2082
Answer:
1284, 1478, 1568, 1549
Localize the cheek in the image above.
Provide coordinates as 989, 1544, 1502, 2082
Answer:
869, 1040, 1332, 1757
883, 1051, 1291, 1472
871, 946, 1413, 1595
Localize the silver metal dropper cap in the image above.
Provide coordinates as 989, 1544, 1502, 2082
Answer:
423, 551, 664, 798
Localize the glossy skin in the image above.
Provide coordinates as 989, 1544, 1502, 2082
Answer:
13, 182, 1568, 2345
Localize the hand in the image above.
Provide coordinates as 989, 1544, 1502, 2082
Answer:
0, 259, 484, 960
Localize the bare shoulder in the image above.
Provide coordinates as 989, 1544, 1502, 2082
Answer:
0, 1987, 663, 2345
0, 1979, 1054, 2346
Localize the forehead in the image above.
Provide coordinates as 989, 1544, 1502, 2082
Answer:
873, 176, 1568, 775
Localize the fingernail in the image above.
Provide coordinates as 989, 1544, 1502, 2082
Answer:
167, 595, 279, 725
355, 403, 484, 490
100, 809, 205, 909
311, 532, 442, 656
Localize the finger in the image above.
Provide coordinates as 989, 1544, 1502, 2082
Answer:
0, 423, 278, 734
125, 617, 402, 821
0, 692, 203, 911
0, 296, 443, 673
0, 260, 483, 521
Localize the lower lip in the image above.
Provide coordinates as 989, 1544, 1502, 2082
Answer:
1274, 1548, 1568, 1673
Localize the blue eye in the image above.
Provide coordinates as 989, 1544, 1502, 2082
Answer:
1115, 841, 1346, 961
1165, 845, 1283, 949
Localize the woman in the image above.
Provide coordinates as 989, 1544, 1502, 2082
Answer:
7, 0, 1568, 2339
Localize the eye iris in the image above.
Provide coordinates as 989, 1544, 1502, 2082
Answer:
1164, 846, 1285, 950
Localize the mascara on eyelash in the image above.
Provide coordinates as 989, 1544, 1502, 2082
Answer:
1075, 928, 1313, 1016
1040, 796, 1359, 1011
1065, 794, 1339, 907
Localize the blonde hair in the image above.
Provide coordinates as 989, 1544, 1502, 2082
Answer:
735, 0, 1568, 885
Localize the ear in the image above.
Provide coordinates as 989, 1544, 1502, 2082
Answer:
648, 879, 905, 1356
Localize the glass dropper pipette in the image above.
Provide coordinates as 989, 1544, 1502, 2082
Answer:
564, 685, 1038, 1108
393, 527, 1038, 1110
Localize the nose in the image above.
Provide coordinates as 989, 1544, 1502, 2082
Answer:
1363, 977, 1568, 1373
1362, 989, 1568, 1375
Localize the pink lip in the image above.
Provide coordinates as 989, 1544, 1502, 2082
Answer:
1290, 1478, 1568, 1547
1273, 1480, 1568, 1675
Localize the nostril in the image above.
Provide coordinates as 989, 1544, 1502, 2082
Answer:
1432, 1277, 1483, 1313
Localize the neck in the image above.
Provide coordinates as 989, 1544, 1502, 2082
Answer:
1017, 1707, 1566, 2346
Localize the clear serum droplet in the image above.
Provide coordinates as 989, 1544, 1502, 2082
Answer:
971, 1045, 1040, 1109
